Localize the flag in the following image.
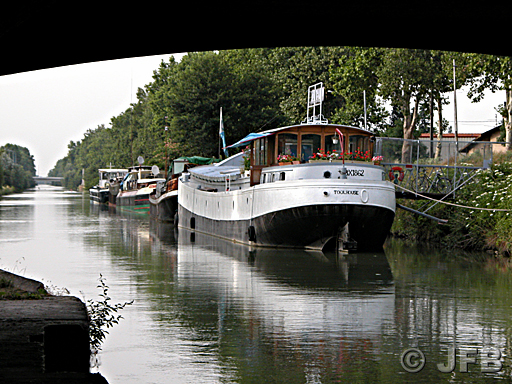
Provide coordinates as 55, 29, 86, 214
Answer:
219, 107, 229, 157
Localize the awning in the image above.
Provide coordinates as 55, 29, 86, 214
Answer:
225, 132, 274, 149
225, 126, 292, 149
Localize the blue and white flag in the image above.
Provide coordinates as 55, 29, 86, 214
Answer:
219, 107, 229, 157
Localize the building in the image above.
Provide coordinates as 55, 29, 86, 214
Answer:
459, 125, 507, 155
418, 132, 481, 162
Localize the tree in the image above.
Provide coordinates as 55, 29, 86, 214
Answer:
0, 144, 36, 191
268, 46, 346, 125
329, 47, 388, 131
464, 53, 512, 150
377, 49, 439, 162
150, 51, 284, 158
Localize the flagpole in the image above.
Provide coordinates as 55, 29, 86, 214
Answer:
219, 107, 222, 158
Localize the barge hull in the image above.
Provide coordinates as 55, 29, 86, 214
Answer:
149, 191, 178, 222
116, 193, 150, 214
178, 203, 394, 251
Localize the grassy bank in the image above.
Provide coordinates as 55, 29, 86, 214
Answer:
0, 186, 15, 196
391, 153, 512, 256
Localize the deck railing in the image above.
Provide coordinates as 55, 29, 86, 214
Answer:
374, 137, 509, 198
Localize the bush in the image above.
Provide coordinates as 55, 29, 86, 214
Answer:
391, 161, 512, 254
86, 275, 133, 367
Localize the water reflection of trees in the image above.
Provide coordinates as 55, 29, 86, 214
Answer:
386, 238, 512, 380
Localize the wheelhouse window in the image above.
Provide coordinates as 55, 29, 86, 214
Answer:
301, 134, 321, 161
324, 134, 341, 154
349, 135, 370, 159
277, 133, 297, 158
254, 138, 267, 166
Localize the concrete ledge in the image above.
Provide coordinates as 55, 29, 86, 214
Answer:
0, 269, 109, 383
0, 269, 46, 294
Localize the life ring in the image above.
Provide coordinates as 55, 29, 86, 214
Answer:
389, 166, 405, 182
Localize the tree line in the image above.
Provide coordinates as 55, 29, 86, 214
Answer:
0, 144, 36, 194
48, 47, 512, 190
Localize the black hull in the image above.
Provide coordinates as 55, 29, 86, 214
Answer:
149, 195, 178, 222
178, 203, 394, 251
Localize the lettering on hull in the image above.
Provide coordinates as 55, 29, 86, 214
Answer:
346, 169, 364, 177
334, 190, 359, 195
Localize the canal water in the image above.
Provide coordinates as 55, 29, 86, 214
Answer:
1, 185, 512, 383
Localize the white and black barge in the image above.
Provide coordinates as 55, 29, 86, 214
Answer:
177, 123, 396, 251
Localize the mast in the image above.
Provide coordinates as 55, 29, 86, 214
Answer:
453, 59, 459, 151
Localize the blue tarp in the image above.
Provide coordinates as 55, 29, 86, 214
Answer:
225, 132, 274, 148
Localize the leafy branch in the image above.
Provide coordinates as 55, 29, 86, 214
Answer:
86, 274, 133, 357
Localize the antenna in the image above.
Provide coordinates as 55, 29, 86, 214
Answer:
304, 82, 328, 124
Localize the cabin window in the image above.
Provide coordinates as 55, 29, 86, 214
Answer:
301, 134, 321, 161
325, 134, 343, 154
254, 138, 267, 166
277, 133, 297, 158
349, 135, 370, 159
279, 172, 286, 181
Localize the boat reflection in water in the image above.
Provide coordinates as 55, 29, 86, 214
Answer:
158, 226, 394, 382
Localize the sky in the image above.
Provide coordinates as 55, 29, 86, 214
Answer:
0, 52, 507, 176
0, 53, 184, 176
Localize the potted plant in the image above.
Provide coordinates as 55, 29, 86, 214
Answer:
277, 154, 293, 165
372, 155, 383, 165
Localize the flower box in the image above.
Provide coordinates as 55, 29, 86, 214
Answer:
309, 159, 371, 164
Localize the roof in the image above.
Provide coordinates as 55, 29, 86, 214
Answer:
226, 124, 369, 149
459, 125, 504, 153
175, 156, 221, 165
419, 133, 481, 139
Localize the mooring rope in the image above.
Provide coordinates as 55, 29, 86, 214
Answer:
395, 184, 512, 212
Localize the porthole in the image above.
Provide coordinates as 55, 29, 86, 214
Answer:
280, 172, 286, 181
324, 171, 331, 179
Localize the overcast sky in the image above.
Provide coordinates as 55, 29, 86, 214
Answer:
0, 53, 183, 176
0, 52, 506, 176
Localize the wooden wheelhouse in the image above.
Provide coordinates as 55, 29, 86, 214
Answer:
244, 124, 375, 186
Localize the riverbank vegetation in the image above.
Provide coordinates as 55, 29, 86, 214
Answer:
49, 47, 512, 190
392, 153, 512, 255
0, 144, 36, 194
87, 274, 133, 367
